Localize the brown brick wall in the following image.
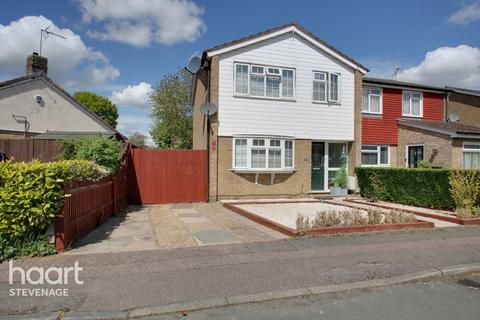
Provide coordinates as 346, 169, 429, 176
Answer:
448, 93, 480, 128
216, 137, 312, 200
208, 56, 220, 201
348, 70, 363, 176
192, 69, 208, 150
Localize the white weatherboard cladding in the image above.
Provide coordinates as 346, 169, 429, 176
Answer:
218, 32, 355, 140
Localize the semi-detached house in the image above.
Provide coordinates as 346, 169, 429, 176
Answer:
192, 22, 368, 201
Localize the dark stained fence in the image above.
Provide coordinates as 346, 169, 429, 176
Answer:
55, 164, 129, 252
0, 139, 61, 162
128, 149, 208, 204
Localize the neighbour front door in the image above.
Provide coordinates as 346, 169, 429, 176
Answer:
407, 145, 424, 168
311, 142, 325, 191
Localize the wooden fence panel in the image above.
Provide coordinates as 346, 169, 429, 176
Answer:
0, 139, 60, 162
55, 165, 129, 252
128, 149, 208, 204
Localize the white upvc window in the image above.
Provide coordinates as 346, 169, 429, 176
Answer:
402, 90, 423, 117
234, 62, 295, 99
234, 64, 249, 95
329, 73, 340, 102
312, 71, 341, 103
463, 142, 480, 169
232, 137, 295, 170
361, 145, 389, 166
362, 87, 382, 114
312, 72, 327, 102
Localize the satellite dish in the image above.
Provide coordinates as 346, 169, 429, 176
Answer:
187, 56, 201, 74
200, 102, 217, 116
448, 114, 460, 122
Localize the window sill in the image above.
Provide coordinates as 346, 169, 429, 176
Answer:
362, 111, 383, 116
230, 168, 297, 185
312, 101, 341, 105
401, 115, 423, 119
233, 94, 296, 102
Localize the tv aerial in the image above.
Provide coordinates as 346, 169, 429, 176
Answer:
39, 25, 67, 56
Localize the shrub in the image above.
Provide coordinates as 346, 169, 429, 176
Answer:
356, 167, 457, 209
334, 153, 348, 188
0, 160, 106, 241
449, 170, 480, 211
0, 234, 55, 262
295, 208, 417, 229
58, 136, 122, 172
417, 160, 432, 169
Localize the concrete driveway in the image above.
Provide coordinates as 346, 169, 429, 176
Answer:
67, 203, 287, 254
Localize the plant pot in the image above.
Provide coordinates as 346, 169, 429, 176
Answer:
330, 187, 348, 197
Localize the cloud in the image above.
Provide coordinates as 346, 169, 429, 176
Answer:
0, 15, 119, 89
448, 1, 480, 25
117, 113, 154, 146
76, 0, 207, 47
110, 82, 153, 110
396, 45, 480, 89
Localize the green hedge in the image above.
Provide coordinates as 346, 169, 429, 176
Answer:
0, 160, 107, 242
355, 167, 476, 209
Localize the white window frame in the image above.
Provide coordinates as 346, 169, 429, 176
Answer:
329, 72, 341, 103
361, 145, 390, 166
463, 142, 480, 169
312, 71, 328, 103
402, 90, 423, 118
312, 71, 341, 104
234, 63, 249, 96
232, 136, 295, 171
233, 62, 296, 100
362, 87, 383, 114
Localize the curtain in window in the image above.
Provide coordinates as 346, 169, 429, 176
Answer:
362, 89, 369, 111
285, 141, 293, 167
313, 81, 326, 101
266, 76, 280, 97
235, 65, 248, 94
250, 75, 264, 96
251, 149, 266, 168
329, 74, 339, 101
464, 152, 480, 169
234, 139, 247, 167
362, 152, 378, 165
282, 70, 294, 98
268, 149, 281, 168
411, 98, 421, 116
370, 95, 380, 113
402, 92, 410, 115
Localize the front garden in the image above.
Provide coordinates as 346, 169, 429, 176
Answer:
0, 136, 124, 261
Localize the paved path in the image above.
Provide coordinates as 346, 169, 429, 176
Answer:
1, 226, 480, 316
67, 203, 286, 254
150, 277, 480, 320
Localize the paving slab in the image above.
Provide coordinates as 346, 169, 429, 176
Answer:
192, 229, 242, 245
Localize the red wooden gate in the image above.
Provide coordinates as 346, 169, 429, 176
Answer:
128, 149, 208, 204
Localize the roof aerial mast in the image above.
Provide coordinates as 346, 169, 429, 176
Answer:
39, 25, 67, 56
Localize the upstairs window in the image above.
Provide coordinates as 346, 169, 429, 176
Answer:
362, 87, 382, 114
234, 63, 295, 99
233, 137, 294, 170
402, 91, 422, 117
312, 71, 341, 103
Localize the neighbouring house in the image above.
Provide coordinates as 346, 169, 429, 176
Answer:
445, 87, 480, 128
361, 77, 480, 169
192, 22, 369, 200
0, 52, 121, 140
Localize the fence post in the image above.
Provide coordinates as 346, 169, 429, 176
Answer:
112, 175, 117, 214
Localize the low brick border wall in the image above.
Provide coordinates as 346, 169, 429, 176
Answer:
223, 200, 434, 237
343, 198, 480, 225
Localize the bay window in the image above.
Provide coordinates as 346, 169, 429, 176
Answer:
312, 71, 341, 103
402, 91, 422, 117
361, 145, 389, 166
463, 143, 480, 169
362, 87, 382, 114
234, 63, 295, 99
233, 137, 295, 170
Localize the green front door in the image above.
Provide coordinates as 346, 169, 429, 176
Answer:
311, 142, 325, 191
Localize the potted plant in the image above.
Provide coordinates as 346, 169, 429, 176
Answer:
330, 153, 348, 197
